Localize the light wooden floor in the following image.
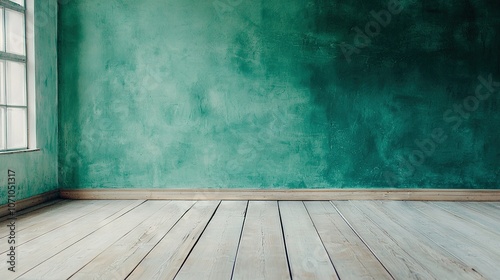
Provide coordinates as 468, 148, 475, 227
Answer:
1, 200, 499, 280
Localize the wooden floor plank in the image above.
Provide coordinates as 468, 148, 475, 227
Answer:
333, 201, 435, 279
0, 200, 144, 278
0, 200, 91, 237
279, 201, 338, 279
351, 201, 484, 280
232, 201, 290, 280
486, 202, 500, 209
0, 199, 498, 279
431, 202, 500, 236
69, 201, 195, 280
174, 201, 247, 280
0, 199, 64, 223
375, 201, 499, 280
458, 202, 500, 220
0, 200, 112, 249
127, 201, 220, 280
17, 201, 173, 279
406, 202, 500, 258
305, 201, 392, 280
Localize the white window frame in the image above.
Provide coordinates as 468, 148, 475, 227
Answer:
0, 0, 35, 153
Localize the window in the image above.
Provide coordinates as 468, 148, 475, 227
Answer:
0, 0, 33, 152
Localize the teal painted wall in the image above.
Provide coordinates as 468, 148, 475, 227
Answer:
0, 0, 58, 205
58, 0, 500, 189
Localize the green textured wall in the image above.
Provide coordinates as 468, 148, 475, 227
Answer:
0, 0, 58, 205
58, 0, 500, 189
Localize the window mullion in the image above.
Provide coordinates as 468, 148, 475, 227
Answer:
23, 0, 26, 147
1, 8, 4, 150
4, 104, 26, 109
0, 52, 26, 63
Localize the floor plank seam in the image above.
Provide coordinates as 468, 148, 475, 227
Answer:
3, 200, 499, 280
67, 201, 175, 279
0, 199, 64, 222
4, 201, 113, 250
229, 201, 249, 280
302, 201, 341, 280
102, 200, 147, 222
405, 201, 500, 268
123, 201, 198, 280
486, 202, 500, 210
0, 200, 71, 239
171, 201, 222, 279
374, 201, 488, 279
349, 201, 439, 279
13, 201, 145, 279
462, 203, 500, 220
277, 201, 294, 280
329, 201, 396, 280
408, 201, 500, 257
429, 202, 500, 237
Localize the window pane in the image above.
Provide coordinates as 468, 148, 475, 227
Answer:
6, 61, 26, 106
0, 107, 5, 150
6, 9, 25, 56
7, 107, 27, 149
11, 0, 25, 7
0, 9, 4, 52
0, 61, 4, 105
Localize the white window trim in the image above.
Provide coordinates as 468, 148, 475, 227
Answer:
26, 0, 35, 149
0, 0, 35, 153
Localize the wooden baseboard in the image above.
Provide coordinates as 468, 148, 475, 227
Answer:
59, 188, 500, 201
0, 190, 60, 218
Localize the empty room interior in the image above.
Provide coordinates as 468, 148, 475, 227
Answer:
1, 0, 500, 279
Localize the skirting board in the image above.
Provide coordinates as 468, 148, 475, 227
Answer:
60, 189, 500, 201
0, 190, 60, 218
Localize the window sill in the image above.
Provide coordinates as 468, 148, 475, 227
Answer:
0, 148, 40, 155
